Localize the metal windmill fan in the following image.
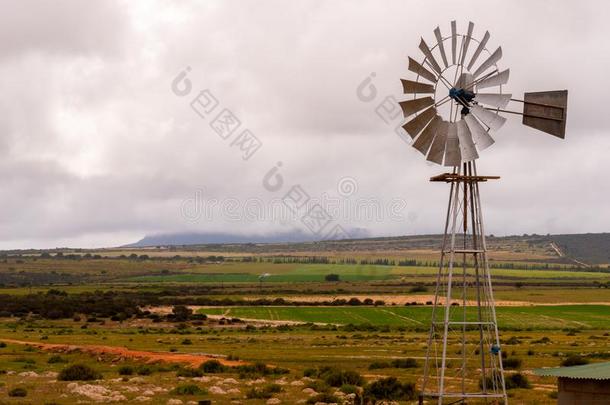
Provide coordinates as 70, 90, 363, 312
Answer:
400, 21, 567, 166
398, 21, 568, 405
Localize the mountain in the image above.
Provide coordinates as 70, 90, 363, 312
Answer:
126, 228, 371, 247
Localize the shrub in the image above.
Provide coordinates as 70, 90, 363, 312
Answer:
340, 384, 358, 394
233, 362, 288, 378
47, 355, 67, 364
246, 383, 282, 399
480, 372, 530, 390
303, 368, 317, 377
408, 284, 428, 293
200, 360, 227, 373
364, 377, 416, 401
305, 379, 330, 393
176, 367, 203, 377
8, 387, 27, 397
0, 342, 6, 348
505, 336, 521, 345
58, 364, 101, 381
561, 355, 589, 367
181, 338, 192, 345
171, 384, 206, 395
506, 373, 531, 389
318, 367, 364, 387
368, 361, 390, 370
391, 358, 418, 368
118, 366, 134, 376
136, 365, 153, 376
307, 393, 340, 404
503, 357, 522, 370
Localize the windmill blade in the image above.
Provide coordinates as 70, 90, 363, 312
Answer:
472, 47, 502, 79
408, 57, 437, 83
401, 79, 435, 94
464, 113, 495, 150
467, 31, 490, 71
402, 107, 436, 138
434, 27, 449, 68
399, 97, 434, 117
456, 119, 479, 161
476, 69, 510, 89
470, 104, 507, 131
474, 93, 512, 109
419, 38, 443, 74
451, 20, 457, 65
412, 115, 441, 155
427, 120, 448, 164
456, 73, 474, 89
459, 22, 475, 65
444, 122, 461, 167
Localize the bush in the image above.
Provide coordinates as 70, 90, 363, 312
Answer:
340, 384, 358, 394
181, 338, 192, 345
325, 274, 340, 282
58, 364, 101, 381
307, 393, 340, 404
480, 372, 530, 390
171, 384, 206, 395
368, 361, 390, 370
305, 379, 330, 393
561, 355, 589, 367
47, 355, 67, 364
246, 383, 282, 399
176, 367, 203, 377
503, 357, 522, 370
118, 366, 134, 376
233, 362, 288, 378
318, 367, 364, 387
200, 360, 227, 373
408, 284, 428, 293
8, 387, 27, 397
506, 373, 531, 389
136, 365, 153, 376
364, 377, 416, 401
391, 358, 418, 368
0, 342, 6, 348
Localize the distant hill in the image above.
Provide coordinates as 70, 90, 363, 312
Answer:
551, 233, 610, 265
126, 228, 371, 248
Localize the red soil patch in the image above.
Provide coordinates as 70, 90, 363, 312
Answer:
0, 338, 244, 368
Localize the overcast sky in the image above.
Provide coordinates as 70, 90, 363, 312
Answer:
1, 0, 609, 249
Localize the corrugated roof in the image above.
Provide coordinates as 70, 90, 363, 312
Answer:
534, 362, 610, 380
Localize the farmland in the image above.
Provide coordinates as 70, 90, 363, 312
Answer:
0, 236, 608, 404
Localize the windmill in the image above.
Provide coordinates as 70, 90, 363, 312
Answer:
398, 21, 568, 404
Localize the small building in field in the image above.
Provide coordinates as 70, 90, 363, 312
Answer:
534, 361, 610, 405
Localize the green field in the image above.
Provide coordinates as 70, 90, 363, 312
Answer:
125, 263, 610, 283
199, 305, 610, 330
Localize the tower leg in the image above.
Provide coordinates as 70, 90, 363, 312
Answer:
420, 163, 507, 404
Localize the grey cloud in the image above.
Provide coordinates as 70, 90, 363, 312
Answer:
0, 0, 609, 248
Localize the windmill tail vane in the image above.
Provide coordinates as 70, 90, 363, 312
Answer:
398, 21, 568, 404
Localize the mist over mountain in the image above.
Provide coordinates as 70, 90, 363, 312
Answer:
127, 228, 372, 247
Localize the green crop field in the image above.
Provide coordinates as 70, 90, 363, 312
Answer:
124, 262, 610, 284
199, 305, 610, 330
